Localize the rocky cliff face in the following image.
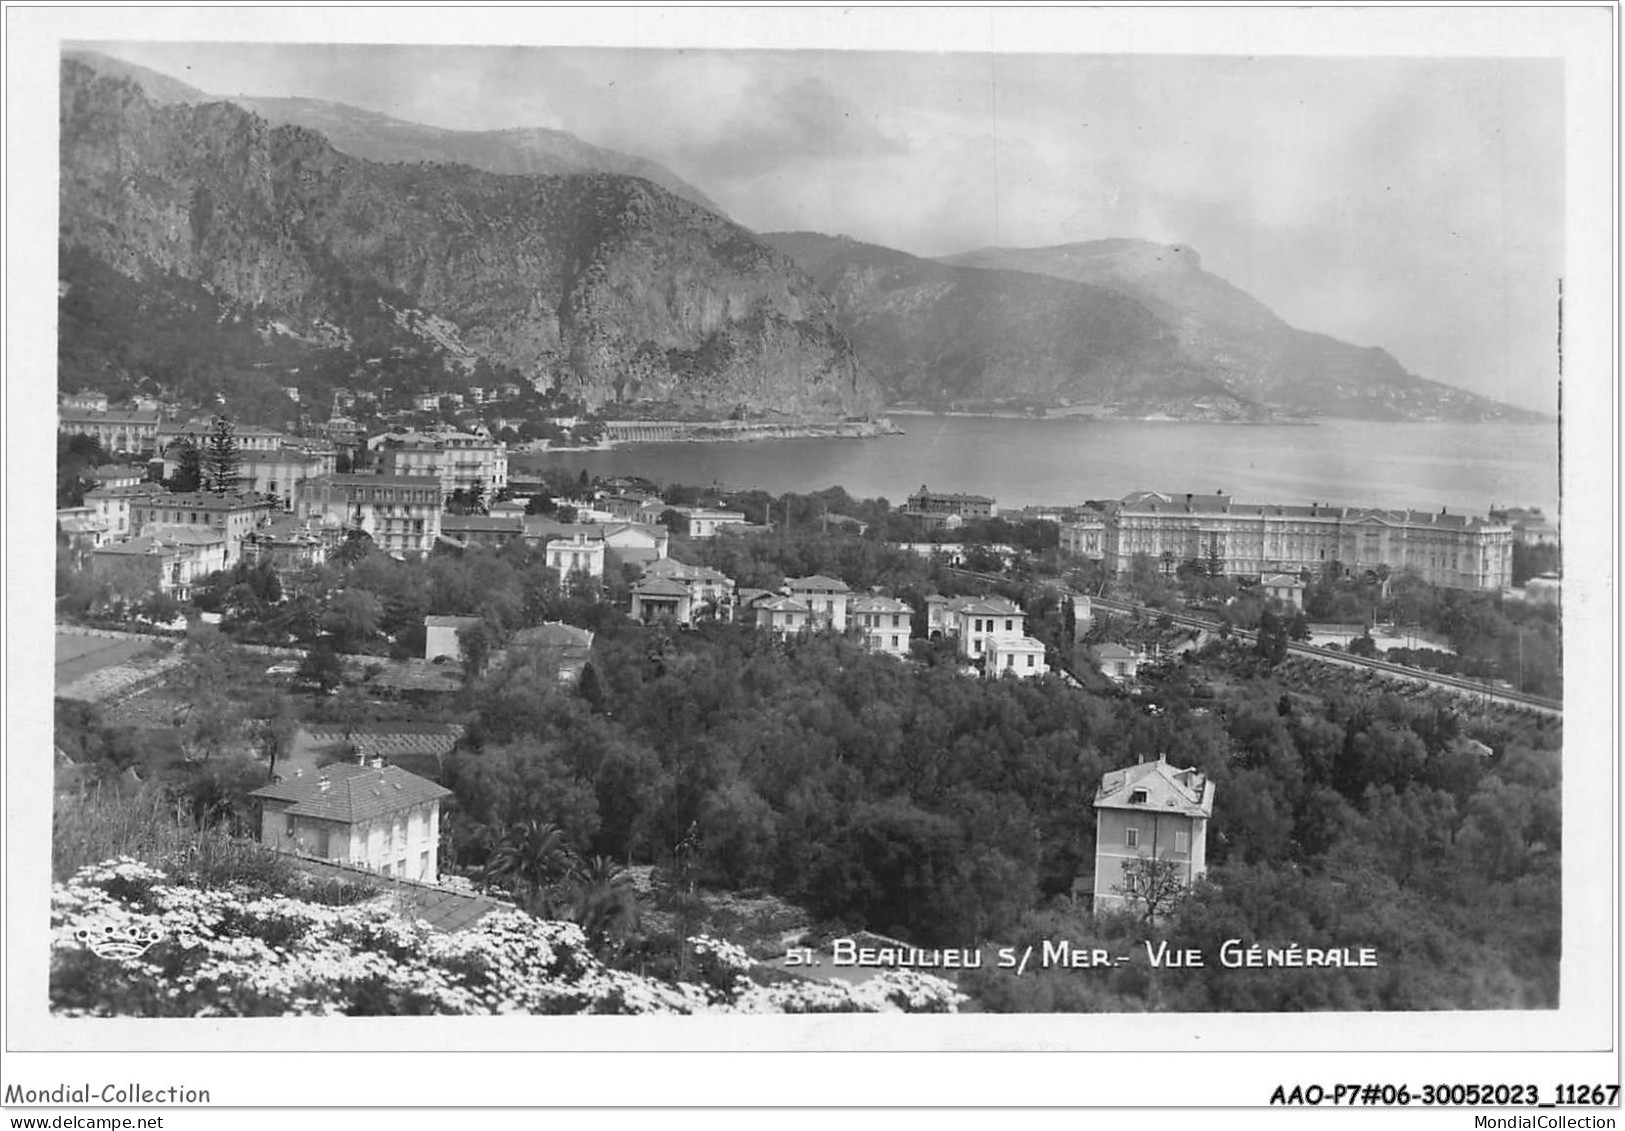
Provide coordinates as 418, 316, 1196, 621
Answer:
63, 50, 725, 216
944, 241, 1545, 422
59, 60, 880, 419
765, 232, 1266, 419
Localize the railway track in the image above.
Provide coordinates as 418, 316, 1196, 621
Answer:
942, 569, 1562, 715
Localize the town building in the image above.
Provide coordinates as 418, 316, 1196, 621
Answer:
1260, 573, 1307, 609
296, 474, 445, 557
629, 576, 696, 626
926, 594, 1029, 660
58, 407, 162, 454
986, 634, 1050, 678
87, 464, 147, 490
783, 575, 852, 632
1491, 506, 1560, 547
1067, 490, 1513, 592
57, 507, 111, 563
1093, 643, 1142, 682
667, 506, 749, 539
424, 615, 485, 662
242, 517, 330, 571
60, 391, 109, 413
641, 558, 736, 614
902, 485, 995, 528
509, 623, 595, 685
599, 493, 668, 524
237, 449, 336, 512
1059, 511, 1109, 559
601, 522, 671, 570
89, 529, 227, 599
545, 530, 608, 580
439, 513, 526, 549
849, 595, 914, 658
1091, 756, 1214, 915
129, 491, 278, 564
83, 483, 166, 541
250, 762, 452, 883
750, 594, 815, 636
371, 430, 509, 497
156, 420, 285, 456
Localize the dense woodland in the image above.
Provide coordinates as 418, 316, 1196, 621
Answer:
55, 483, 1563, 1011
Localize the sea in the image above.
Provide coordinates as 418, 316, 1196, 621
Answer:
512, 417, 1562, 520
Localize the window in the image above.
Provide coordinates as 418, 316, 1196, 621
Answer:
1125, 828, 1140, 848
1026, 654, 1035, 667
1130, 789, 1149, 804
1006, 619, 1014, 632
1174, 831, 1190, 853
285, 813, 296, 837
891, 635, 899, 648
1006, 654, 1015, 667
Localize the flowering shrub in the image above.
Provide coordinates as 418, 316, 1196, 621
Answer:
51, 859, 966, 1016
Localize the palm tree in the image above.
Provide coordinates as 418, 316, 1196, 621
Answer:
485, 820, 576, 914
570, 856, 642, 949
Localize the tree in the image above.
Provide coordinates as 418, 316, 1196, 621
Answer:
1112, 854, 1191, 926
1204, 534, 1225, 582
486, 819, 578, 914
201, 415, 242, 495
1255, 609, 1290, 667
334, 530, 374, 568
570, 856, 642, 952
457, 620, 496, 678
170, 437, 204, 494
298, 643, 346, 694
248, 694, 298, 782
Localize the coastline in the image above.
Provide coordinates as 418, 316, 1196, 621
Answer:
885, 406, 1317, 424
522, 417, 904, 453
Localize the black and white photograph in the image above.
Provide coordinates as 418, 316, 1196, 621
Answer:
3, 3, 1617, 1115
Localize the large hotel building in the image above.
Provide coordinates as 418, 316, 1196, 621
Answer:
1061, 490, 1514, 591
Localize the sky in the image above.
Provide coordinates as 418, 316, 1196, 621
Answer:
78, 34, 1567, 414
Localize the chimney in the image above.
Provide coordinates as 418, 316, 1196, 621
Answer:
370, 756, 385, 769
318, 777, 331, 793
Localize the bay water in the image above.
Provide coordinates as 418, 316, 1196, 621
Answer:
514, 417, 1561, 519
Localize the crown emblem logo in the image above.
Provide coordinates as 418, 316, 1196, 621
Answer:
75, 923, 165, 960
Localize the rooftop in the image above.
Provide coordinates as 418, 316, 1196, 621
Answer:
786, 575, 851, 593
251, 762, 451, 823
1095, 756, 1214, 818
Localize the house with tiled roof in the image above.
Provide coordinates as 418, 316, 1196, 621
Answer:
1091, 755, 1214, 914
251, 761, 452, 882
986, 634, 1049, 679
438, 513, 525, 549
849, 595, 913, 657
629, 576, 695, 626
509, 622, 595, 684
89, 530, 227, 599
925, 594, 1028, 660
785, 575, 852, 631
643, 557, 735, 613
751, 594, 814, 637
1093, 642, 1142, 682
1260, 572, 1306, 609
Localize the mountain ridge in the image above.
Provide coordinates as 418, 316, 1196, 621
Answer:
763, 231, 1269, 421
58, 59, 881, 420
63, 49, 724, 216
942, 240, 1547, 422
